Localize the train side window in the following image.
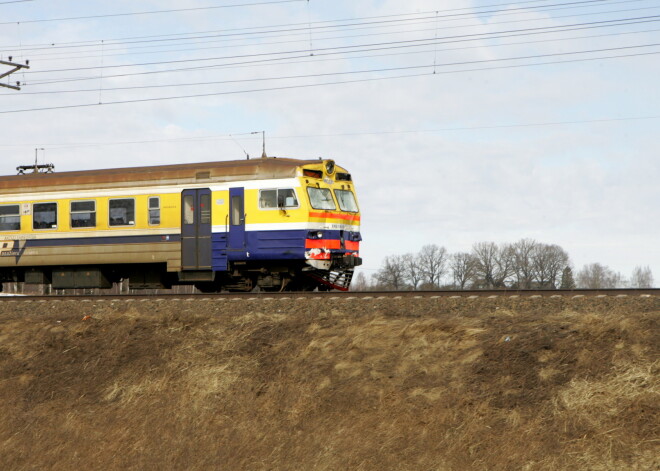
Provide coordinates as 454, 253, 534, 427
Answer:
33, 202, 58, 230
278, 189, 298, 208
183, 195, 194, 225
0, 204, 20, 231
109, 198, 135, 226
70, 200, 96, 228
259, 189, 299, 209
307, 187, 336, 210
259, 190, 277, 209
148, 197, 160, 225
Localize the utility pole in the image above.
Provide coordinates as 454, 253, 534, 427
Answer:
1, 58, 29, 90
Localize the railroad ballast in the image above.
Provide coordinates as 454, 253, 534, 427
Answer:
0, 157, 361, 292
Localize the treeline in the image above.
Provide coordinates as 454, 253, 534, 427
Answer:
352, 239, 655, 291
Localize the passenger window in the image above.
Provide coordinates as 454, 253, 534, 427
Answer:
33, 202, 58, 230
109, 198, 135, 226
307, 187, 336, 210
200, 194, 211, 224
259, 189, 298, 209
0, 205, 20, 231
70, 200, 96, 228
334, 190, 359, 212
259, 190, 277, 209
149, 197, 160, 225
183, 195, 194, 225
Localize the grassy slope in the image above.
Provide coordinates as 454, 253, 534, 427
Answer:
0, 296, 657, 471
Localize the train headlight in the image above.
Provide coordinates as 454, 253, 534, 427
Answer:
308, 231, 323, 239
325, 160, 335, 175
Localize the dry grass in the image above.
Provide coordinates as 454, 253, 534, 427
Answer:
0, 295, 657, 470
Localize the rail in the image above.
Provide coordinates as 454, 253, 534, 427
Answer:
0, 288, 657, 302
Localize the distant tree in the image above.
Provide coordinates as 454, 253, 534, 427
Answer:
511, 238, 538, 289
471, 241, 497, 288
402, 252, 423, 290
532, 244, 570, 288
630, 265, 654, 288
472, 242, 514, 288
373, 255, 408, 290
577, 263, 624, 289
351, 272, 369, 291
560, 266, 576, 289
417, 244, 448, 289
450, 252, 477, 289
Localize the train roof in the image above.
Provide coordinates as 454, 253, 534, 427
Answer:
0, 157, 326, 194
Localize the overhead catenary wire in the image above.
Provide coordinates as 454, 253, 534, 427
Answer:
0, 0, 648, 54
14, 14, 660, 87
1, 47, 658, 114
21, 1, 658, 63
15, 6, 660, 69
6, 40, 660, 96
0, 0, 306, 26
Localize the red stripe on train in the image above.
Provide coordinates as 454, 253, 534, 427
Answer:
305, 239, 360, 251
309, 212, 361, 222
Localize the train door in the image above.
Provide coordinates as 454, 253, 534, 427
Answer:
181, 188, 212, 270
227, 187, 246, 257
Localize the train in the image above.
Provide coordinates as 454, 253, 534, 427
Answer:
0, 157, 361, 292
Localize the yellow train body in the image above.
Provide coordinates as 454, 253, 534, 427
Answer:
0, 158, 361, 291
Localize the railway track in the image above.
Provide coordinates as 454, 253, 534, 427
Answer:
0, 288, 657, 302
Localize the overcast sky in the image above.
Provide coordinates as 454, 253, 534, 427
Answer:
1, 0, 658, 285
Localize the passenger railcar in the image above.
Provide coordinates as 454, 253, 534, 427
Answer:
0, 157, 361, 292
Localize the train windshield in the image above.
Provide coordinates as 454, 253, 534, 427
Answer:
334, 190, 358, 212
307, 187, 336, 210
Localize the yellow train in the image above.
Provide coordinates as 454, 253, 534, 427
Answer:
0, 157, 361, 292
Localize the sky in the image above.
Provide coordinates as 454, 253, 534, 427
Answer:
0, 0, 658, 285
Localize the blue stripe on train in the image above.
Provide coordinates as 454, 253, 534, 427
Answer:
212, 229, 361, 271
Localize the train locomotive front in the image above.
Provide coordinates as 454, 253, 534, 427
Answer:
0, 157, 362, 292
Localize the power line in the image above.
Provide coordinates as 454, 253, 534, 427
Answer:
38, 27, 660, 91
0, 0, 639, 51
18, 14, 660, 86
1, 48, 657, 114
12, 0, 656, 62
7, 41, 660, 96
0, 0, 306, 26
36, 14, 660, 76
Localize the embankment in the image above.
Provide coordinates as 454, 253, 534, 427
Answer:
0, 295, 657, 470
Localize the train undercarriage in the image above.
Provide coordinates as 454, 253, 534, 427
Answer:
0, 261, 356, 294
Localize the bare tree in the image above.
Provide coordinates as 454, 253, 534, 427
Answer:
417, 244, 448, 289
511, 238, 538, 289
450, 252, 477, 289
472, 241, 497, 288
402, 253, 423, 290
577, 263, 624, 289
472, 242, 514, 288
351, 272, 369, 291
630, 265, 654, 288
373, 255, 408, 290
532, 244, 570, 288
